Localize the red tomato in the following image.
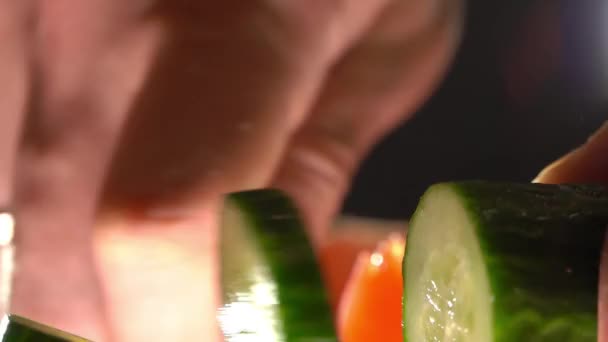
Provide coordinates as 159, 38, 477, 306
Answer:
337, 234, 405, 342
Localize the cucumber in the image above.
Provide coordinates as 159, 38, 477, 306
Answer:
403, 181, 608, 342
217, 189, 336, 342
0, 315, 89, 341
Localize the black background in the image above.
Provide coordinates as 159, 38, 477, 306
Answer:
343, 0, 608, 219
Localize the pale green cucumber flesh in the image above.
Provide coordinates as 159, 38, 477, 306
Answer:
404, 182, 608, 342
218, 189, 336, 342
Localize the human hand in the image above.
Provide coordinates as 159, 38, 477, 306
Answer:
0, 0, 464, 340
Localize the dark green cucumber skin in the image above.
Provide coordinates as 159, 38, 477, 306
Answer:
457, 182, 608, 342
222, 189, 337, 341
2, 315, 88, 341
406, 181, 608, 342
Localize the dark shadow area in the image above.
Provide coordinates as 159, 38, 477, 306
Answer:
344, 0, 608, 219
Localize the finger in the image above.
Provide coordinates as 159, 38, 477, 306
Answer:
0, 0, 31, 206
96, 4, 332, 340
12, 1, 163, 339
93, 2, 391, 340
533, 121, 608, 185
99, 1, 403, 212
272, 0, 463, 308
101, 3, 337, 211
272, 0, 465, 248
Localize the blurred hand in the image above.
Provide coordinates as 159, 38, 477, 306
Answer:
0, 0, 464, 340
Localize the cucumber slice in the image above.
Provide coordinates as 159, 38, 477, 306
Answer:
404, 182, 608, 342
218, 189, 336, 342
0, 315, 89, 341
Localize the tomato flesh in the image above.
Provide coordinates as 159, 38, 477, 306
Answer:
337, 234, 405, 342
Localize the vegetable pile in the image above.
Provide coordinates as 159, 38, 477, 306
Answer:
5, 182, 608, 342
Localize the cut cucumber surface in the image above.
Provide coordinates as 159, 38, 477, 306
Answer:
404, 182, 608, 342
218, 189, 336, 342
0, 315, 89, 341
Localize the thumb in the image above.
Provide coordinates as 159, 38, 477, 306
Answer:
534, 121, 608, 185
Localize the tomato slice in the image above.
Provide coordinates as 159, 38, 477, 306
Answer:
337, 234, 405, 342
